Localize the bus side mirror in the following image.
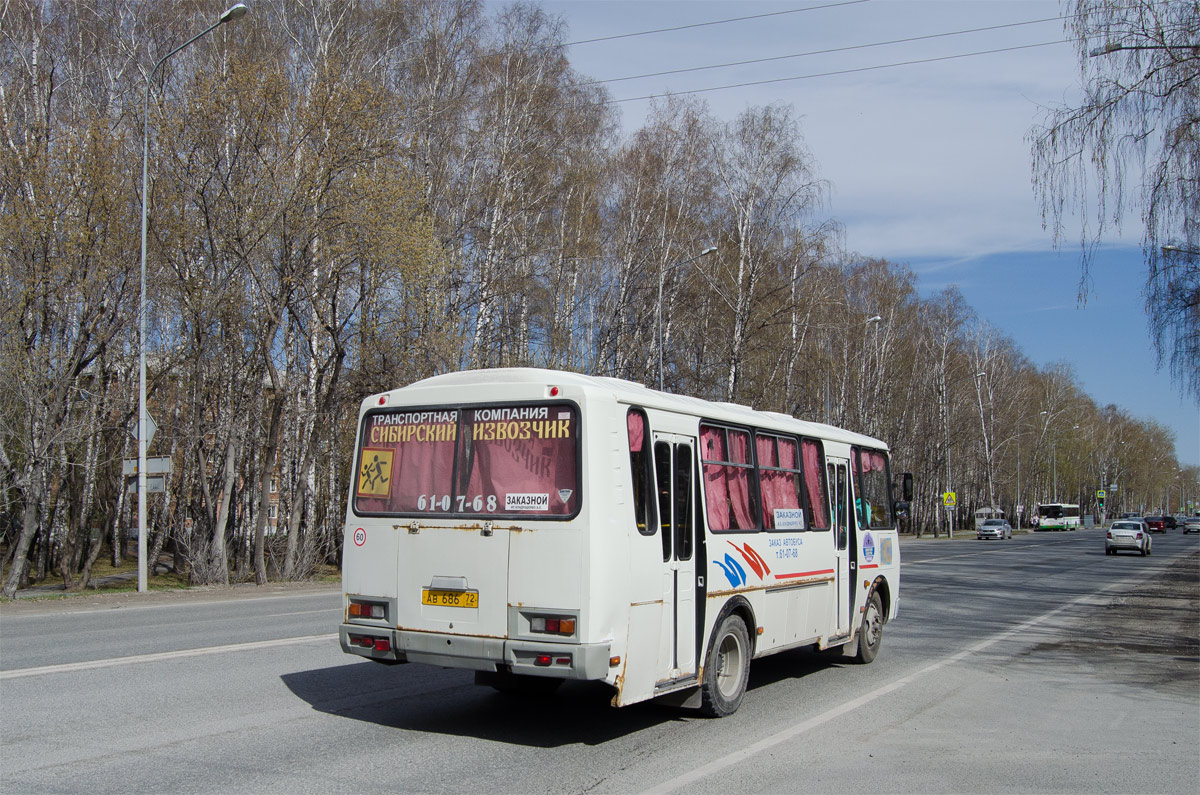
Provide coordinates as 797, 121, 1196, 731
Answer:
893, 473, 913, 519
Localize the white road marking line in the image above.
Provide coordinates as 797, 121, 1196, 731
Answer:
0, 633, 338, 680
263, 609, 341, 618
640, 568, 1156, 795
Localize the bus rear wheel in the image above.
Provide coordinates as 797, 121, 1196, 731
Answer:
700, 615, 750, 717
855, 591, 884, 664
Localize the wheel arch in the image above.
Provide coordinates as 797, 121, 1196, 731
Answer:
707, 594, 757, 659
871, 575, 893, 623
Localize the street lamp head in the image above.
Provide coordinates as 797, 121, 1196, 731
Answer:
700, 245, 717, 256
975, 371, 986, 378
866, 315, 882, 324
1088, 42, 1122, 57
219, 3, 250, 24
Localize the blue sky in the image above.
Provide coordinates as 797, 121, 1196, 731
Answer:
536, 0, 1198, 466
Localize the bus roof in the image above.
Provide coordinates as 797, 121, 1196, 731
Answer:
376, 367, 890, 451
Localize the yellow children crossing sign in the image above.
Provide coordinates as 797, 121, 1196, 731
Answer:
943, 491, 956, 508
356, 449, 394, 498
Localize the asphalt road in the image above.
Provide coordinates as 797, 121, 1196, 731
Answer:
1, 529, 1197, 794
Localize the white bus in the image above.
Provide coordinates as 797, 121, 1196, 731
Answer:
1036, 503, 1081, 531
339, 369, 910, 716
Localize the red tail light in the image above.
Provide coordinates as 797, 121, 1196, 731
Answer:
528, 614, 577, 636
349, 600, 386, 620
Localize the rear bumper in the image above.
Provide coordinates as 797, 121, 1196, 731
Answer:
1106, 538, 1142, 551
340, 624, 612, 680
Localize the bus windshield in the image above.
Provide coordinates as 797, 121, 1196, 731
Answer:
1041, 505, 1065, 518
353, 402, 580, 518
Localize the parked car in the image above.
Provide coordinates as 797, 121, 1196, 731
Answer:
1183, 517, 1200, 535
1119, 512, 1142, 520
1144, 516, 1166, 533
1106, 520, 1152, 556
977, 518, 1013, 540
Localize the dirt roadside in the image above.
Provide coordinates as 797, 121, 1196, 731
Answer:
1024, 550, 1200, 697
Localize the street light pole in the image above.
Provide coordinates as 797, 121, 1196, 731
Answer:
973, 371, 995, 509
658, 245, 716, 391
138, 3, 249, 593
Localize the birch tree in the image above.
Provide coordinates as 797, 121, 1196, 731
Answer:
1032, 0, 1200, 399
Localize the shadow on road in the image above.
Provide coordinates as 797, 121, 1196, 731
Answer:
281, 645, 842, 746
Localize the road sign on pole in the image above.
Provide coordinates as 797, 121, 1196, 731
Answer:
123, 456, 172, 476
943, 491, 957, 508
129, 413, 158, 449
126, 476, 166, 494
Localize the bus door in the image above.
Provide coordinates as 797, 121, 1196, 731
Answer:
653, 434, 699, 679
827, 457, 853, 636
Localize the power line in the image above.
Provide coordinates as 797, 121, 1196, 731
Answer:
585, 16, 1070, 86
562, 0, 873, 48
604, 40, 1070, 105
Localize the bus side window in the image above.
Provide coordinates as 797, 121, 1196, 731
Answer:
853, 447, 894, 529
674, 444, 693, 560
627, 409, 657, 537
655, 441, 673, 561
700, 424, 757, 531
802, 438, 830, 531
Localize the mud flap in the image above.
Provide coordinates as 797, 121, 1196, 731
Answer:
654, 685, 703, 709
840, 633, 860, 658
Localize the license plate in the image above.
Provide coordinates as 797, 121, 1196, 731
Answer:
421, 589, 479, 608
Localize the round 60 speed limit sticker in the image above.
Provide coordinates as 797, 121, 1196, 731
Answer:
353, 527, 366, 546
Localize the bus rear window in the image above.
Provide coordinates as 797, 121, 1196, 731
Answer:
353, 403, 580, 518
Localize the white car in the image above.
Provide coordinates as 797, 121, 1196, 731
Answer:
1106, 521, 1152, 556
977, 518, 1013, 540
1183, 517, 1200, 534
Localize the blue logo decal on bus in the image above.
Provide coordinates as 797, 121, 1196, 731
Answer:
715, 554, 747, 588
862, 532, 875, 563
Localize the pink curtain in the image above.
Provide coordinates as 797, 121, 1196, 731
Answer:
802, 439, 829, 528
759, 436, 801, 529
464, 410, 579, 514
355, 414, 457, 513
627, 410, 644, 453
355, 406, 580, 516
862, 449, 886, 472
702, 426, 730, 530
725, 430, 754, 528
701, 426, 754, 530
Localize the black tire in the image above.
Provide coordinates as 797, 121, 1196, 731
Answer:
699, 614, 751, 717
1140, 546, 1148, 557
474, 669, 563, 696
855, 591, 884, 664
